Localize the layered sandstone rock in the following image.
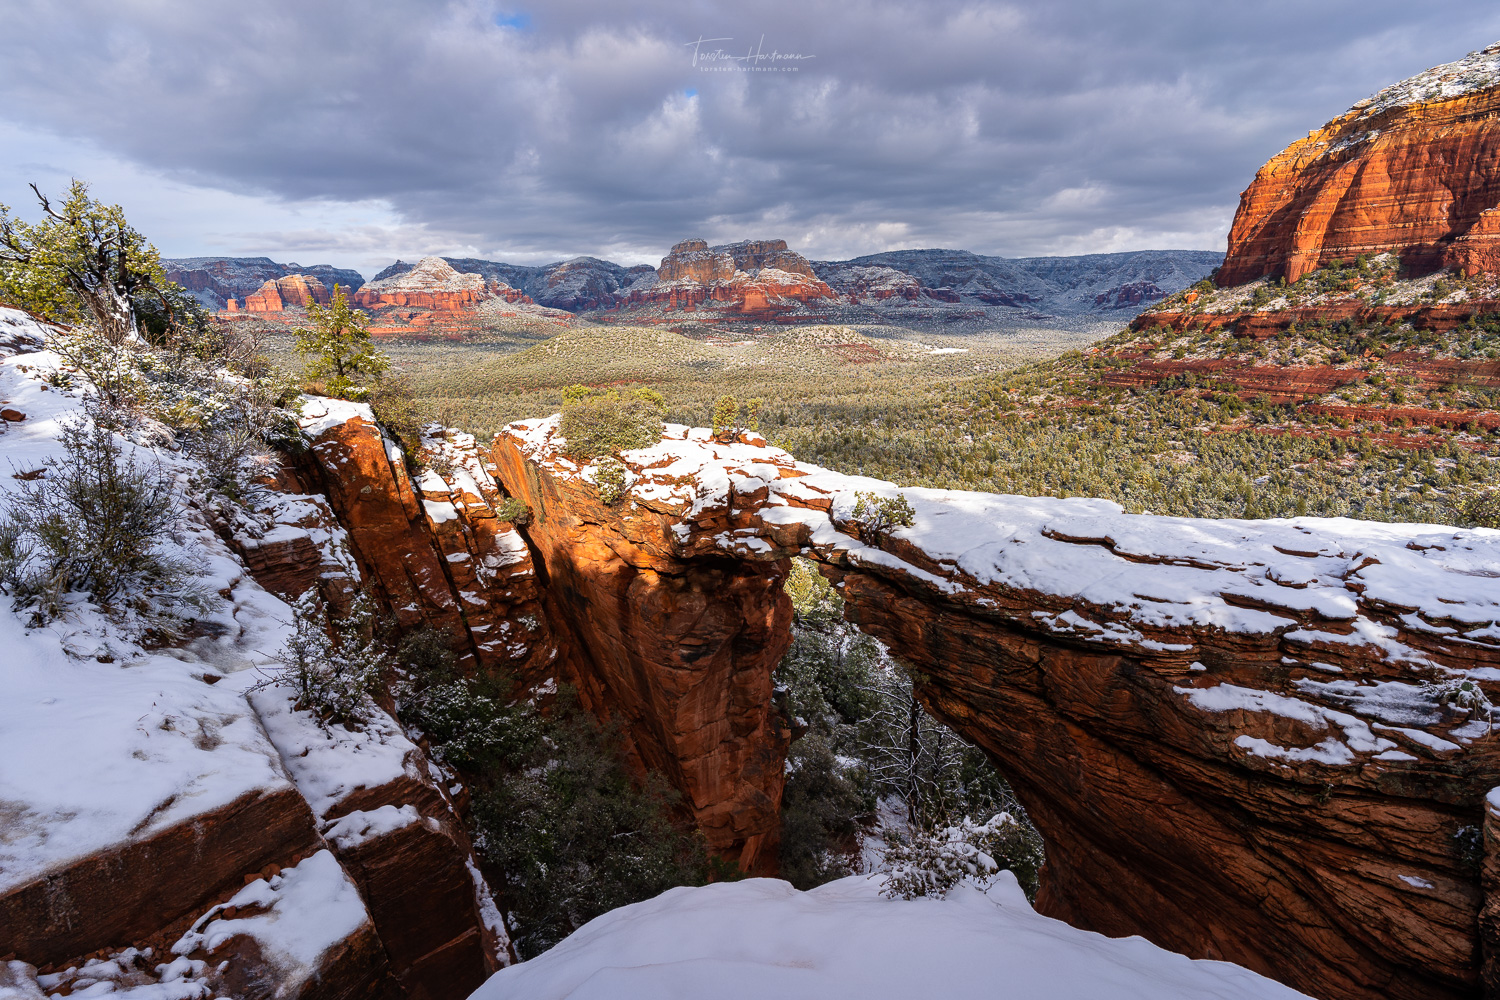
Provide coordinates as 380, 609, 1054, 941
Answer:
621, 238, 836, 319
354, 256, 526, 312
230, 274, 335, 313
493, 416, 1500, 1000
1220, 43, 1500, 285
165, 257, 364, 311
250, 686, 508, 994
288, 399, 553, 682
489, 421, 796, 872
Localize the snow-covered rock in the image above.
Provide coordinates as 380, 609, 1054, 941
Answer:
471, 875, 1310, 1000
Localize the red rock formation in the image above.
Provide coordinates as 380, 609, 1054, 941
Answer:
489, 422, 796, 873
492, 416, 1500, 1000
288, 399, 553, 683
621, 238, 836, 320
353, 256, 526, 313
0, 787, 323, 968
250, 688, 507, 995
1220, 44, 1500, 285
238, 274, 335, 313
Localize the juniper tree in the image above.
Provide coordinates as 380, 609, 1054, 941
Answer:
0, 180, 172, 343
295, 286, 390, 399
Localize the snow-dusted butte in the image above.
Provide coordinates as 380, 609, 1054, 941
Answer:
472, 874, 1309, 1000
495, 414, 1500, 1000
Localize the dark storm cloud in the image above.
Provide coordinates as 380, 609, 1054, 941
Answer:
2, 0, 1498, 265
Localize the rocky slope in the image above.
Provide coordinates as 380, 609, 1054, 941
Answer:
0, 319, 509, 1000
1219, 42, 1500, 285
373, 257, 657, 312
489, 416, 1500, 1000
163, 257, 365, 311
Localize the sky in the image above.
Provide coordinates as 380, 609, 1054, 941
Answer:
2, 1, 1498, 277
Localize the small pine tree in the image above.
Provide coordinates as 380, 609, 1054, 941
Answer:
712, 394, 739, 439
745, 397, 763, 432
295, 286, 390, 399
266, 590, 387, 729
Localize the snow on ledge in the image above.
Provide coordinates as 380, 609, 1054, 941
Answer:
471, 875, 1309, 1000
298, 396, 375, 438
172, 850, 369, 979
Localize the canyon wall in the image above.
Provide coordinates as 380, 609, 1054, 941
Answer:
20, 381, 1494, 1000
1220, 44, 1500, 285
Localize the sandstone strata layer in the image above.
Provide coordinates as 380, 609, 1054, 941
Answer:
288, 400, 553, 682
354, 256, 526, 313
1220, 43, 1500, 285
621, 238, 836, 320
228, 274, 335, 313
489, 425, 795, 872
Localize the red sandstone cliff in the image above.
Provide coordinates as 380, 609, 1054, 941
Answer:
227, 273, 335, 313
1220, 43, 1500, 285
353, 256, 528, 312
489, 422, 796, 872
621, 238, 836, 319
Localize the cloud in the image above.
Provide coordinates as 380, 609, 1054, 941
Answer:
1, 0, 1497, 274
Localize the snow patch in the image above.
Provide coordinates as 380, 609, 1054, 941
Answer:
473, 876, 1309, 1000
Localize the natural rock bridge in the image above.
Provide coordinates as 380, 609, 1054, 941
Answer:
267, 401, 1500, 1000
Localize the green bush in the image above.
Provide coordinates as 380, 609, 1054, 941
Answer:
472, 693, 711, 958
592, 457, 628, 506
712, 394, 739, 438
851, 491, 916, 538
558, 387, 664, 459
394, 638, 715, 959
265, 590, 388, 729
0, 413, 196, 620
779, 733, 867, 889
496, 497, 532, 525
0, 179, 171, 343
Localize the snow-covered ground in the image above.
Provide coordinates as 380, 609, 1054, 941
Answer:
471, 874, 1309, 1000
0, 312, 301, 894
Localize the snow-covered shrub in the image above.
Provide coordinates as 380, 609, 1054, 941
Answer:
852, 490, 915, 538
497, 497, 532, 525
880, 813, 1038, 900
265, 590, 387, 729
1426, 674, 1494, 730
592, 457, 629, 506
0, 413, 202, 624
51, 321, 300, 478
558, 387, 663, 459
